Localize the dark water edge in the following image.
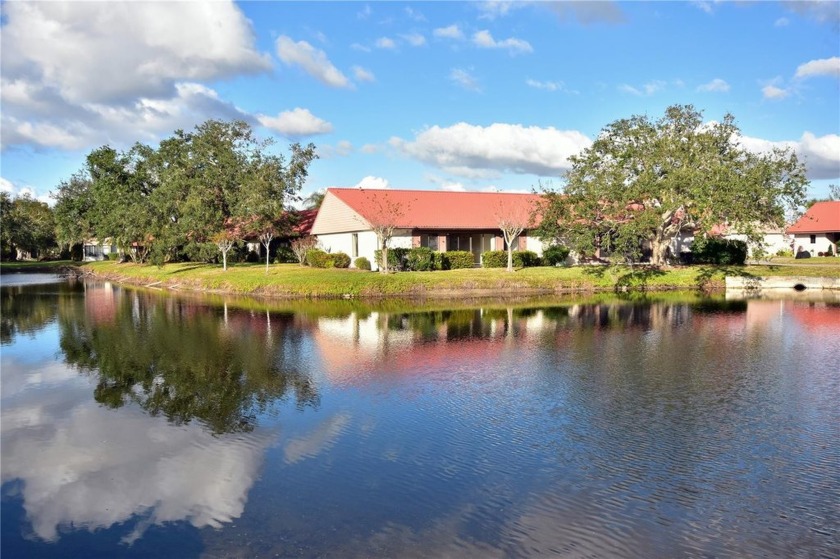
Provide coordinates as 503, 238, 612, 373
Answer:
2, 275, 839, 558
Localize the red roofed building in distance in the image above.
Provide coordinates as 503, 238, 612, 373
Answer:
787, 201, 840, 256
310, 188, 545, 269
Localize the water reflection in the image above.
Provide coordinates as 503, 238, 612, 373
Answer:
57, 282, 319, 434
1, 278, 838, 557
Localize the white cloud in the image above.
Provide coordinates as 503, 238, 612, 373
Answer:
350, 43, 372, 53
276, 36, 351, 88
774, 17, 790, 27
257, 108, 333, 138
353, 66, 376, 83
691, 1, 715, 14
619, 80, 666, 96
697, 78, 731, 92
782, 1, 840, 25
450, 68, 482, 92
360, 144, 380, 154
355, 176, 390, 189
472, 30, 533, 54
404, 7, 426, 22
740, 131, 840, 180
795, 57, 840, 79
0, 177, 14, 194
762, 84, 790, 99
526, 79, 559, 91
375, 37, 397, 50
400, 33, 427, 47
0, 2, 270, 106
433, 25, 465, 40
478, 1, 625, 24
390, 122, 593, 177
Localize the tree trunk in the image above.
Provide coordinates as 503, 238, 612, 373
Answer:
222, 251, 227, 271
507, 246, 514, 272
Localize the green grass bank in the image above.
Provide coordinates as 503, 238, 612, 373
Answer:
5, 259, 834, 299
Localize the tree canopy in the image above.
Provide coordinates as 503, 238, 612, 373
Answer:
52, 119, 316, 265
536, 105, 808, 265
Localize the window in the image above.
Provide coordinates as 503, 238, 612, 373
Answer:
810, 234, 816, 244
421, 234, 438, 250
352, 233, 359, 258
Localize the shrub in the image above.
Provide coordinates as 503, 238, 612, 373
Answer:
481, 250, 540, 268
245, 250, 260, 263
445, 250, 475, 269
305, 248, 332, 268
406, 247, 436, 271
331, 252, 351, 268
775, 248, 794, 258
354, 257, 371, 270
543, 244, 571, 266
824, 245, 834, 257
274, 246, 297, 264
691, 237, 747, 265
373, 247, 409, 271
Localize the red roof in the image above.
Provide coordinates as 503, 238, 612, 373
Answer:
293, 209, 317, 235
327, 188, 542, 230
787, 201, 840, 234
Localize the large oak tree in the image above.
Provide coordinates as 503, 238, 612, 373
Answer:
537, 105, 808, 265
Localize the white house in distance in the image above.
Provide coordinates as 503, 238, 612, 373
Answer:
787, 200, 840, 256
310, 188, 545, 269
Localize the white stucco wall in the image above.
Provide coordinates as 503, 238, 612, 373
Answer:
524, 235, 545, 256
725, 232, 793, 258
315, 230, 412, 270
793, 233, 838, 256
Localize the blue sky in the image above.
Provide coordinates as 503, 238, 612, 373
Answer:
1, 1, 838, 205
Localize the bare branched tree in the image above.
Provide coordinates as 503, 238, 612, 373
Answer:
361, 192, 410, 274
290, 235, 318, 266
496, 199, 535, 272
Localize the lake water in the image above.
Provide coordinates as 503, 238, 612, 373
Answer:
1, 274, 838, 558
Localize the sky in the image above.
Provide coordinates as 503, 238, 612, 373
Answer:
1, 0, 839, 206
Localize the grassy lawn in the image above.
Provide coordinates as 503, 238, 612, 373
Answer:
14, 258, 827, 298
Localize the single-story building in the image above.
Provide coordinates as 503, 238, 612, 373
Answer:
310, 188, 545, 269
83, 238, 119, 261
787, 201, 840, 256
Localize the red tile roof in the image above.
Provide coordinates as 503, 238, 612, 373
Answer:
327, 188, 543, 230
292, 209, 317, 235
787, 201, 840, 234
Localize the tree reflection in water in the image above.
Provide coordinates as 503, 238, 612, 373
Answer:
57, 283, 319, 434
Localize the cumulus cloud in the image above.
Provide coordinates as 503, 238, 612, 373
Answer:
0, 358, 275, 543
433, 24, 465, 40
478, 1, 625, 24
795, 56, 840, 78
0, 2, 273, 153
390, 122, 593, 178
450, 68, 482, 92
375, 37, 397, 50
353, 66, 376, 83
3, 82, 252, 151
257, 108, 333, 138
472, 30, 533, 54
0, 2, 270, 106
276, 36, 351, 88
619, 80, 667, 96
355, 176, 391, 189
400, 33, 427, 47
782, 1, 840, 25
0, 177, 52, 204
697, 78, 731, 92
762, 84, 790, 99
740, 132, 840, 180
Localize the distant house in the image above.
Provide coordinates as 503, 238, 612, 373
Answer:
243, 209, 318, 255
787, 201, 840, 256
83, 239, 119, 261
310, 188, 544, 269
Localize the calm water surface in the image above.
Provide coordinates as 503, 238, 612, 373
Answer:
1, 275, 838, 558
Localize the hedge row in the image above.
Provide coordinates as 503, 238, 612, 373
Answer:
305, 249, 351, 268
373, 248, 476, 270
481, 250, 540, 268
685, 238, 748, 265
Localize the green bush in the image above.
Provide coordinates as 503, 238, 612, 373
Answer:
245, 250, 260, 263
445, 250, 475, 269
406, 247, 436, 271
373, 247, 409, 271
481, 250, 540, 268
354, 257, 371, 270
775, 248, 794, 258
305, 248, 332, 268
691, 237, 747, 265
274, 246, 297, 264
543, 244, 571, 266
824, 245, 834, 257
331, 252, 351, 268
